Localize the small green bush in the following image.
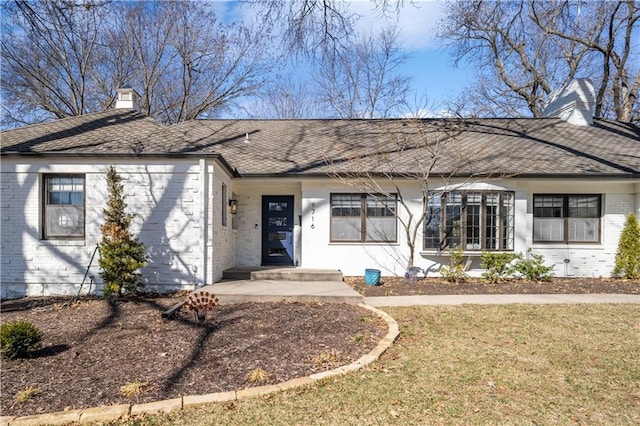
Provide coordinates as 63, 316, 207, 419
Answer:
613, 213, 640, 279
440, 248, 468, 283
481, 251, 520, 283
1, 320, 42, 359
512, 249, 554, 282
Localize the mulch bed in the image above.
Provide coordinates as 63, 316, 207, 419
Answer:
345, 276, 640, 297
2, 277, 638, 418
0, 295, 386, 417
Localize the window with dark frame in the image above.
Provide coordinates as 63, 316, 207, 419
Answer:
43, 175, 85, 239
424, 190, 514, 251
330, 193, 397, 242
533, 194, 601, 243
222, 183, 227, 227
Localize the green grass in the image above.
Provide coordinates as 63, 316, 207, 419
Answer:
116, 305, 640, 425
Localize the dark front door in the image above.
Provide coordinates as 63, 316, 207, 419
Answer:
262, 195, 294, 266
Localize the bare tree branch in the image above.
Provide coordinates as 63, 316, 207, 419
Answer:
439, 0, 639, 122
315, 25, 411, 118
245, 0, 357, 59
1, 0, 274, 126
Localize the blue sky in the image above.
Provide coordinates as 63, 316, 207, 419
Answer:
213, 0, 472, 114
347, 0, 472, 107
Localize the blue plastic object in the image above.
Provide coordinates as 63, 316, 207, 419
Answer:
364, 268, 381, 286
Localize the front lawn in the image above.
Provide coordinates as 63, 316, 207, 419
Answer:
119, 304, 640, 425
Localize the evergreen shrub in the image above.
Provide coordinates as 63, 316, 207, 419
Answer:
440, 248, 468, 283
512, 249, 554, 281
1, 320, 42, 359
481, 251, 519, 283
613, 213, 640, 279
99, 166, 147, 297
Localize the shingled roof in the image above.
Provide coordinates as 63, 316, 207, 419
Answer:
0, 110, 178, 154
2, 111, 639, 178
172, 118, 640, 178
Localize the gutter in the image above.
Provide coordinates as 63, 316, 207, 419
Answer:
231, 172, 640, 180
0, 151, 239, 178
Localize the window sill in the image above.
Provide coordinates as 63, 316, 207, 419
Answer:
39, 239, 86, 247
420, 250, 513, 257
329, 242, 400, 246
531, 243, 603, 250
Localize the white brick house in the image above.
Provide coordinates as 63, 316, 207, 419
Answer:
1, 88, 639, 298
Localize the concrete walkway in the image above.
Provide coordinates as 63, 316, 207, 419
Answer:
364, 293, 640, 307
197, 280, 639, 306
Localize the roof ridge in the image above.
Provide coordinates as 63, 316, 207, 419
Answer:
171, 117, 571, 125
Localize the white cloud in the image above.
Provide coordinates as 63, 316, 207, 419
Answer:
348, 0, 445, 51
214, 1, 445, 51
210, 0, 263, 26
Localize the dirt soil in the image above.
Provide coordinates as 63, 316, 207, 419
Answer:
346, 276, 640, 297
2, 277, 638, 418
0, 296, 386, 417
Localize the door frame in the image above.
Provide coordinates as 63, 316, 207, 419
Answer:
261, 195, 295, 266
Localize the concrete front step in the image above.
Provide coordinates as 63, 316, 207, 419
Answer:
251, 269, 343, 282
198, 280, 362, 305
222, 269, 253, 280
222, 267, 343, 282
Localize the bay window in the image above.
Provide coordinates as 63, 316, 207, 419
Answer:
424, 191, 514, 251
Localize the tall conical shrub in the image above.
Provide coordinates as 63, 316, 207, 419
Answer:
99, 166, 147, 297
613, 213, 640, 279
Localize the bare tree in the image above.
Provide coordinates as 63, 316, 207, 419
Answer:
440, 1, 588, 118
324, 116, 541, 273
115, 1, 271, 123
243, 0, 423, 53
325, 120, 475, 271
530, 1, 639, 122
315, 25, 411, 118
439, 0, 639, 122
1, 0, 274, 126
245, 0, 358, 58
246, 74, 323, 119
1, 0, 112, 126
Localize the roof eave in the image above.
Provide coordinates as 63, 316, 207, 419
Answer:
0, 151, 239, 177
234, 172, 640, 180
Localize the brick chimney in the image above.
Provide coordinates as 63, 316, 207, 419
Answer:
115, 87, 140, 110
543, 78, 596, 126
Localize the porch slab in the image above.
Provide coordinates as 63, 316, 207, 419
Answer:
223, 267, 344, 282
251, 268, 343, 282
198, 279, 362, 305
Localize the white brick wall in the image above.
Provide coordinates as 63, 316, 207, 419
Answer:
1, 158, 635, 299
525, 182, 635, 278
126, 163, 202, 292
0, 158, 234, 299
208, 166, 237, 283
233, 181, 302, 267
298, 179, 635, 278
1, 165, 105, 298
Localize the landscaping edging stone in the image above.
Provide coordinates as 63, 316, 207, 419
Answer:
1, 303, 399, 426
